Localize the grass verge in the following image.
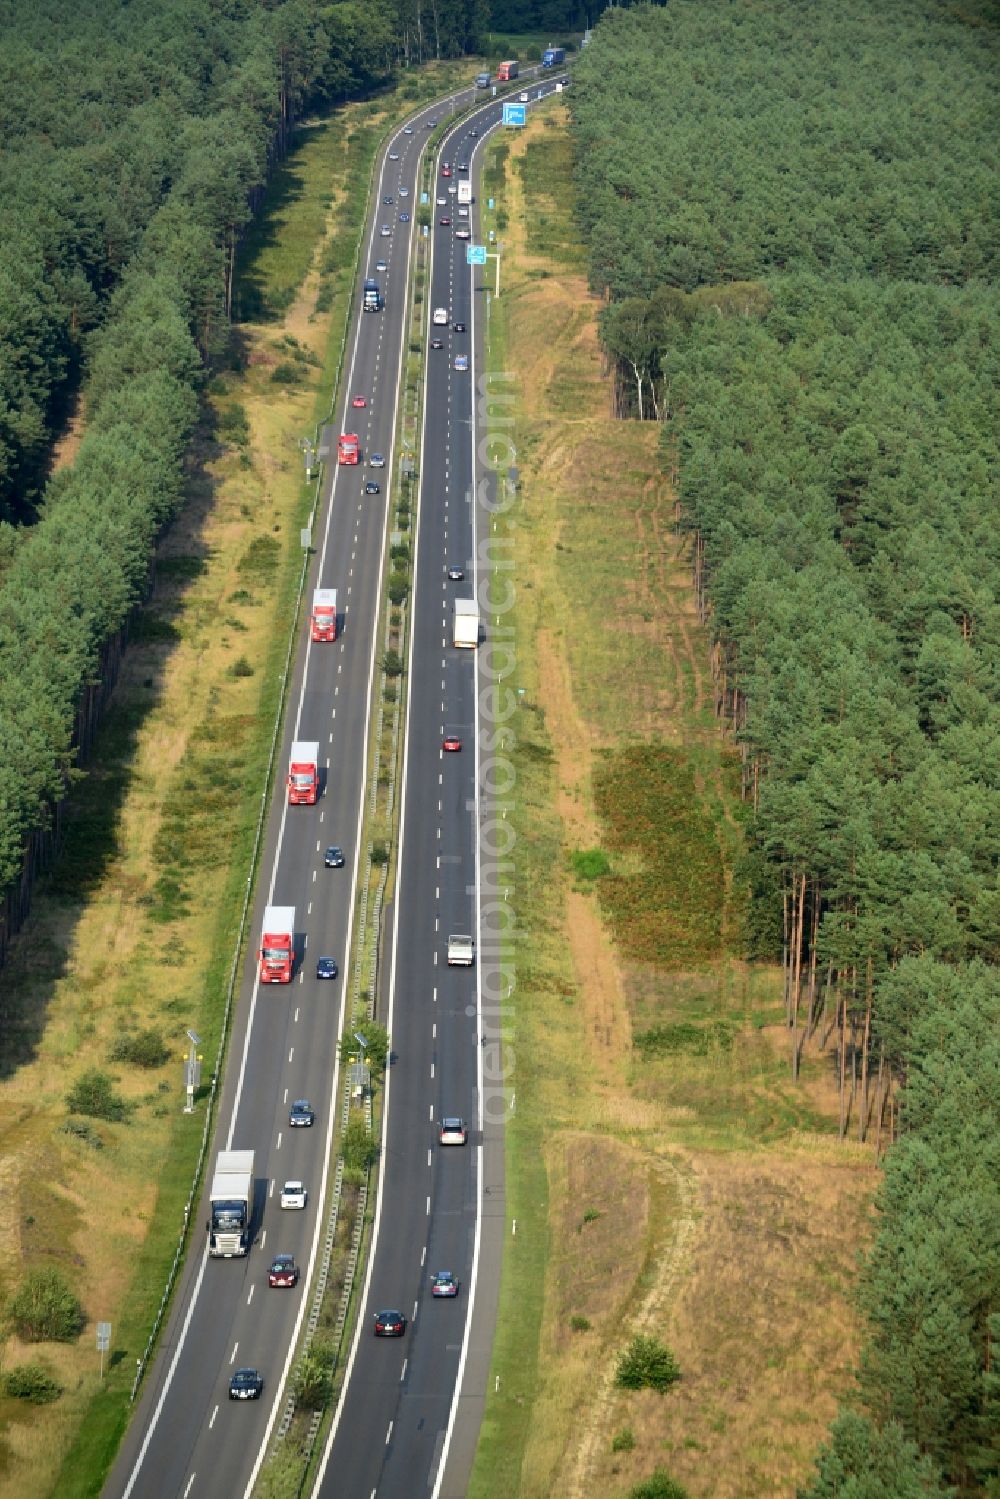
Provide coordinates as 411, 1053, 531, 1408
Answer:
0, 63, 470, 1499
467, 103, 876, 1499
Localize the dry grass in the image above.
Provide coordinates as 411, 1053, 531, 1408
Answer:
471, 103, 876, 1499
0, 95, 381, 1496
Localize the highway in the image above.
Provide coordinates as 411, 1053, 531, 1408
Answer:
103, 67, 565, 1499
312, 76, 567, 1499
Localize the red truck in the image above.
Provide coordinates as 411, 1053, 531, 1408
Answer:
259, 906, 295, 984
338, 433, 359, 465
311, 588, 337, 642
287, 741, 319, 805
497, 60, 519, 82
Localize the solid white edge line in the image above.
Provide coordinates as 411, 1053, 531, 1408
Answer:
428, 106, 497, 1499
243, 116, 421, 1499
309, 100, 442, 1498
123, 102, 408, 1499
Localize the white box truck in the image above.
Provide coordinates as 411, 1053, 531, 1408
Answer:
208, 1149, 255, 1257
452, 599, 479, 648
447, 934, 476, 965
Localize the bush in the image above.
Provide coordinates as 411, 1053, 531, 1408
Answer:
294, 1345, 332, 1410
9, 1268, 85, 1343
611, 1427, 636, 1453
571, 847, 611, 880
382, 649, 405, 678
228, 655, 254, 678
4, 1363, 63, 1403
339, 1021, 390, 1076
615, 1335, 681, 1393
65, 1069, 128, 1122
109, 1028, 169, 1069
628, 1472, 689, 1499
61, 1118, 104, 1149
270, 361, 304, 385
388, 575, 409, 605
570, 1314, 591, 1332
343, 1111, 378, 1176
371, 841, 389, 865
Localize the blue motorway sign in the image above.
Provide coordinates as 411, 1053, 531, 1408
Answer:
502, 102, 526, 128
466, 244, 487, 266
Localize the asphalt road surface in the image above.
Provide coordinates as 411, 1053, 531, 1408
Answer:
103, 66, 566, 1499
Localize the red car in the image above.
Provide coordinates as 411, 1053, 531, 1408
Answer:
431, 1271, 460, 1298
268, 1254, 299, 1288
351, 395, 367, 409
441, 164, 452, 178
442, 734, 462, 753
373, 1309, 407, 1337
439, 216, 451, 226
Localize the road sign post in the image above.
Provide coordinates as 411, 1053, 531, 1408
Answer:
97, 1322, 111, 1380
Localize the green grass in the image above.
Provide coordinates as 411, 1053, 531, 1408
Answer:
593, 744, 725, 966
514, 127, 587, 269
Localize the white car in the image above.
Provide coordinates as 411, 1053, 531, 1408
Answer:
432, 307, 449, 325
520, 91, 529, 102
455, 227, 471, 240
439, 1117, 468, 1146
380, 225, 391, 237
447, 184, 457, 196
458, 206, 469, 218
388, 151, 399, 161
280, 1180, 307, 1210
404, 126, 414, 135
437, 196, 447, 205
399, 186, 409, 197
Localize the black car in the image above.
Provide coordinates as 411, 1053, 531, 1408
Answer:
324, 845, 345, 868
289, 1099, 315, 1127
453, 320, 466, 333
365, 480, 380, 494
447, 565, 465, 581
316, 956, 338, 980
373, 1309, 407, 1337
383, 194, 394, 205
229, 1368, 263, 1400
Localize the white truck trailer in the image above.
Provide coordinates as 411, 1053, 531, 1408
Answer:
208, 1149, 255, 1257
452, 599, 479, 648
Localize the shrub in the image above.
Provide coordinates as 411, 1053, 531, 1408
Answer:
611, 1427, 636, 1453
294, 1346, 332, 1410
61, 1118, 104, 1149
343, 1111, 378, 1176
388, 575, 409, 605
228, 655, 254, 678
109, 1028, 169, 1069
4, 1363, 63, 1403
339, 1021, 389, 1076
65, 1069, 128, 1122
270, 361, 304, 384
615, 1335, 681, 1393
382, 650, 405, 678
628, 1472, 689, 1499
371, 841, 389, 866
571, 848, 611, 880
570, 1314, 591, 1332
9, 1268, 85, 1343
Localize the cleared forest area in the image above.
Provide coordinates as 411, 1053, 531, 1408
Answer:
570, 2, 998, 1494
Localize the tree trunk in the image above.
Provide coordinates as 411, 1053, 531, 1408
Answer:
838, 994, 848, 1139
857, 959, 873, 1142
